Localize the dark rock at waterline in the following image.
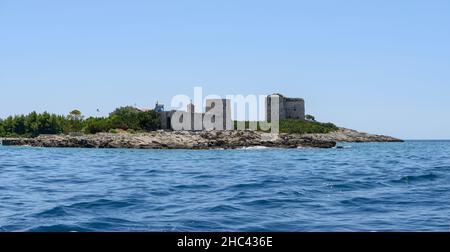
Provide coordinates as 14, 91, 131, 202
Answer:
1, 131, 335, 149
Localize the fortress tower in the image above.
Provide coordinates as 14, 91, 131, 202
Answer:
266, 93, 305, 122
205, 99, 233, 131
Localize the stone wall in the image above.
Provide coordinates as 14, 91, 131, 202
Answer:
285, 98, 305, 119
266, 94, 305, 121
160, 110, 175, 130
159, 99, 233, 131
205, 99, 233, 131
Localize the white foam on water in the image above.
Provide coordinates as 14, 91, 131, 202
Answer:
240, 146, 270, 150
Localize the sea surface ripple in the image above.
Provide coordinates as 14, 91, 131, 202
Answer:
0, 141, 449, 231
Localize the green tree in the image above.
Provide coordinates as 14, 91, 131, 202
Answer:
109, 106, 141, 130
83, 117, 112, 134
50, 114, 65, 134
67, 110, 83, 121
0, 119, 5, 137
66, 109, 84, 133
24, 111, 39, 136
138, 110, 161, 131
1, 116, 14, 135
13, 115, 26, 135
38, 112, 62, 135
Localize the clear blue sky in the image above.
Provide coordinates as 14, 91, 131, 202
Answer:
1, 0, 449, 139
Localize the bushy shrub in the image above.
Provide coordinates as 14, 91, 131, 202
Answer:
137, 110, 160, 131
83, 117, 112, 134
279, 119, 338, 134
109, 106, 142, 130
109, 107, 160, 131
0, 119, 5, 137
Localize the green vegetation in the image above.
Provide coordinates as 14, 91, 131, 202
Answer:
0, 107, 161, 138
83, 117, 113, 134
0, 112, 66, 137
234, 119, 338, 134
108, 106, 160, 131
0, 109, 337, 138
305, 114, 316, 122
66, 109, 84, 132
278, 119, 338, 134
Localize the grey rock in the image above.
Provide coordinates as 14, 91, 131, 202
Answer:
303, 128, 403, 143
0, 129, 402, 150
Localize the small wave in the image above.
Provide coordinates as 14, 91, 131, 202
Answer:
390, 173, 439, 184
29, 199, 140, 219
144, 169, 160, 174
79, 217, 139, 231
168, 219, 225, 231
193, 174, 214, 179
433, 165, 450, 170
150, 190, 171, 196
67, 199, 139, 211
18, 165, 39, 170
276, 190, 305, 196
330, 181, 382, 191
226, 182, 265, 191
241, 198, 300, 208
242, 199, 277, 207
340, 197, 374, 206
173, 184, 212, 190
27, 224, 92, 232
33, 206, 70, 218
207, 204, 241, 212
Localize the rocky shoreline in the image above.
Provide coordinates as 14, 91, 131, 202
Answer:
303, 128, 403, 143
1, 128, 402, 149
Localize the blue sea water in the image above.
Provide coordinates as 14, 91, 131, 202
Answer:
0, 141, 449, 232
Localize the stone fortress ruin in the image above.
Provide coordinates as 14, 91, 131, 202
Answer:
157, 99, 233, 131
266, 93, 305, 122
155, 93, 305, 131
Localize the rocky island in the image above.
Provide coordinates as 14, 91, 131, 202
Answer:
1, 128, 402, 149
0, 93, 403, 149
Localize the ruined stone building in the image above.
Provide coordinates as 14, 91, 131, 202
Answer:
155, 93, 305, 131
157, 99, 233, 131
266, 93, 305, 122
